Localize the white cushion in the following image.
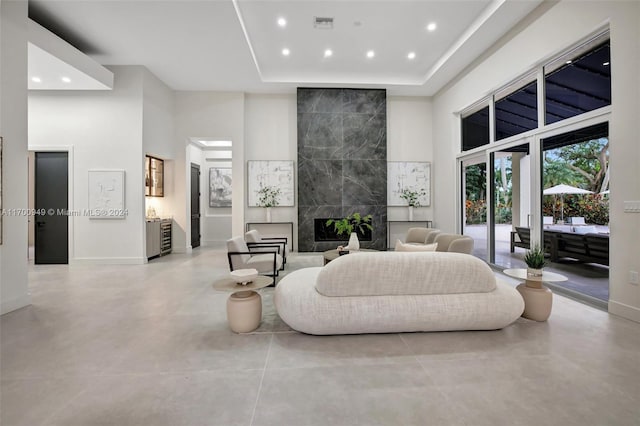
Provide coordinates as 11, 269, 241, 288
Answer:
395, 240, 438, 252
572, 225, 597, 234
246, 253, 283, 273
315, 252, 496, 297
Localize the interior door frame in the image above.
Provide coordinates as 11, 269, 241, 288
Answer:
190, 162, 201, 249
29, 145, 74, 262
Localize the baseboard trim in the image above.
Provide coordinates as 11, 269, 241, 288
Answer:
1, 294, 32, 315
608, 300, 640, 323
70, 257, 146, 265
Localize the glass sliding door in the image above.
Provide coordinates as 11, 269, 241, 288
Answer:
461, 157, 487, 261
489, 141, 532, 268
540, 122, 610, 304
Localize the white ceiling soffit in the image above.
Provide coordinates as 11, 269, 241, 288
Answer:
233, 0, 543, 94
28, 19, 113, 90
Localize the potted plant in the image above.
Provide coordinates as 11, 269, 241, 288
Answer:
524, 244, 546, 280
257, 185, 281, 222
400, 188, 426, 221
326, 213, 373, 251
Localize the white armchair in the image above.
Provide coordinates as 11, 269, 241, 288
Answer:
226, 236, 283, 280
405, 227, 440, 245
433, 233, 474, 254
245, 229, 288, 268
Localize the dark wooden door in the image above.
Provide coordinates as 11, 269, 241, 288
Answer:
34, 152, 68, 264
190, 163, 201, 248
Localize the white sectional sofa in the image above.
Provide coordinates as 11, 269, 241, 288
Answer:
275, 251, 524, 335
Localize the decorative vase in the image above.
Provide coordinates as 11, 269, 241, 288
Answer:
347, 232, 360, 251
265, 207, 272, 223
408, 206, 414, 221
527, 267, 543, 278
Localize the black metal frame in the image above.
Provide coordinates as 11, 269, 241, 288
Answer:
247, 237, 288, 268
227, 244, 281, 279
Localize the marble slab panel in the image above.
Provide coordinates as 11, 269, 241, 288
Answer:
343, 160, 387, 206
297, 88, 344, 113
297, 160, 343, 207
297, 113, 344, 161
343, 89, 386, 114
343, 113, 386, 160
297, 88, 387, 251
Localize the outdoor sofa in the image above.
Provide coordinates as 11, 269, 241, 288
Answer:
510, 226, 609, 266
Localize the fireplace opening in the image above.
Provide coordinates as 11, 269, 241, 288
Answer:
314, 218, 372, 242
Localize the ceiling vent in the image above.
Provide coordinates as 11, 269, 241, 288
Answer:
313, 16, 334, 29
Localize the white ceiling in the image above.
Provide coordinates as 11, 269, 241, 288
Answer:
29, 0, 543, 96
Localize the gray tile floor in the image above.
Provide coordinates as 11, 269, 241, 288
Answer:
2, 246, 639, 426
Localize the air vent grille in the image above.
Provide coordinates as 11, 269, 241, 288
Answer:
313, 16, 334, 29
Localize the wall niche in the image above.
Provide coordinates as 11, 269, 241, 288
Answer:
297, 88, 387, 252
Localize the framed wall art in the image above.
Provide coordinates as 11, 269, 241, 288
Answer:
209, 167, 232, 207
88, 170, 126, 219
387, 161, 431, 206
247, 160, 295, 207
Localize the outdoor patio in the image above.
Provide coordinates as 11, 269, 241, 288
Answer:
465, 224, 609, 305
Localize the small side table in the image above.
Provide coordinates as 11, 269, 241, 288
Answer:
212, 275, 273, 333
503, 268, 568, 322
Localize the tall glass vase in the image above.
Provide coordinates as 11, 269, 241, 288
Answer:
408, 206, 414, 221
265, 207, 272, 222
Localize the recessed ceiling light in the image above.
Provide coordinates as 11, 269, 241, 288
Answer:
407, 52, 416, 60
324, 49, 333, 58
366, 50, 375, 58
277, 17, 287, 27
426, 22, 437, 32
61, 76, 71, 83
566, 60, 572, 64
282, 48, 290, 56
603, 61, 610, 66
31, 76, 42, 83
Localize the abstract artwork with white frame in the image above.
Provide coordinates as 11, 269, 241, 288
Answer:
387, 162, 431, 206
88, 170, 126, 219
247, 160, 294, 207
209, 167, 232, 207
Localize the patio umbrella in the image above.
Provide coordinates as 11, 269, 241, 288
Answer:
543, 184, 593, 223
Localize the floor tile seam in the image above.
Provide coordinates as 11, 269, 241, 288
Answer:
39, 381, 92, 426
249, 333, 273, 426
0, 367, 269, 382
261, 358, 422, 372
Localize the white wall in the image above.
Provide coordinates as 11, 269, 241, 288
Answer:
0, 0, 31, 314
29, 66, 146, 264
244, 94, 297, 242
386, 96, 434, 244
432, 1, 640, 321
142, 69, 175, 253
174, 92, 245, 252
387, 96, 433, 221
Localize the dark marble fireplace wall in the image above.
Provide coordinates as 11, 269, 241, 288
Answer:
297, 88, 387, 251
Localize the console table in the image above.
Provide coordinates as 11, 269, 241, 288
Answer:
245, 221, 295, 251
387, 220, 433, 248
